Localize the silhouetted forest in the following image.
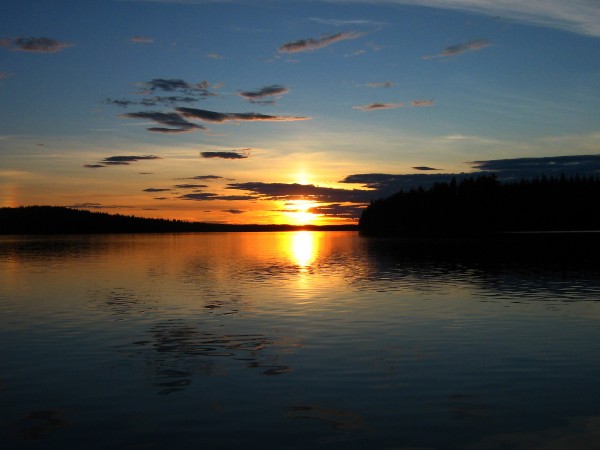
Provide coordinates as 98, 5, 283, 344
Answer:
0, 206, 357, 234
359, 174, 600, 236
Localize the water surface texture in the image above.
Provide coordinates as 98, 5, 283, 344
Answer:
1, 232, 600, 449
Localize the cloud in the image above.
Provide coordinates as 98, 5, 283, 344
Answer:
98, 155, 162, 166
106, 96, 199, 107
310, 18, 386, 27
105, 98, 138, 107
83, 164, 106, 169
226, 182, 372, 203
411, 100, 434, 107
224, 209, 245, 214
424, 39, 491, 59
0, 37, 73, 53
340, 154, 600, 198
366, 82, 394, 88
353, 102, 404, 111
173, 184, 209, 188
130, 36, 154, 44
207, 53, 223, 59
143, 188, 171, 192
67, 202, 128, 210
114, 0, 600, 38
177, 175, 223, 180
177, 107, 310, 122
239, 85, 289, 102
351, 0, 600, 38
308, 203, 365, 219
346, 49, 366, 57
179, 193, 257, 201
105, 78, 219, 118
340, 173, 466, 197
278, 31, 365, 53
413, 166, 441, 171
137, 78, 217, 98
354, 100, 432, 110
120, 111, 205, 133
470, 154, 600, 179
200, 151, 248, 159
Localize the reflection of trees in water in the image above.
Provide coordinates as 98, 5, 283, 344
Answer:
354, 237, 600, 300
180, 260, 254, 316
127, 319, 299, 395
89, 287, 156, 317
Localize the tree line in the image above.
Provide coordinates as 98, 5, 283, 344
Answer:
359, 174, 600, 236
0, 206, 356, 234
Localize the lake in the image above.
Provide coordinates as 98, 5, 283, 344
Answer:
1, 231, 600, 449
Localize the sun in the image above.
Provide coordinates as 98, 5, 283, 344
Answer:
285, 199, 319, 225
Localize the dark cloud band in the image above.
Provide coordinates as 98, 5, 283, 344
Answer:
0, 37, 73, 53
239, 85, 289, 100
120, 111, 204, 133
200, 151, 248, 159
177, 107, 310, 122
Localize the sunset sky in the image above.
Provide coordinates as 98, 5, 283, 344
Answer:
1, 0, 599, 225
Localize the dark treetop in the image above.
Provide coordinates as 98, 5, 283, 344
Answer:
358, 174, 600, 237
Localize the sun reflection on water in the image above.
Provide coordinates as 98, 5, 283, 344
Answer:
291, 231, 316, 267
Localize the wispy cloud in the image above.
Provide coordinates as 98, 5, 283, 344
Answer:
67, 202, 129, 210
470, 154, 600, 177
97, 155, 162, 166
0, 37, 73, 53
310, 18, 386, 27
120, 111, 205, 133
239, 85, 289, 103
177, 107, 310, 122
179, 193, 257, 201
340, 172, 467, 196
206, 52, 223, 59
106, 96, 199, 107
366, 81, 394, 88
327, 0, 600, 37
176, 175, 223, 180
340, 155, 600, 198
308, 203, 365, 219
173, 183, 209, 189
143, 188, 171, 192
353, 102, 403, 111
424, 39, 491, 59
130, 36, 154, 44
138, 78, 216, 96
278, 31, 365, 53
411, 100, 434, 107
200, 151, 249, 159
226, 182, 372, 203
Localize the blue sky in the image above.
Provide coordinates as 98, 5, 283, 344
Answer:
1, 0, 599, 224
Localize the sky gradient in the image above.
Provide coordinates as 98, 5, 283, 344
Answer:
1, 0, 599, 224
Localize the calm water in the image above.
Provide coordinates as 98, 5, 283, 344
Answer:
1, 232, 600, 449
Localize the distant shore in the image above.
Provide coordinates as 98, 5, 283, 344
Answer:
0, 206, 358, 235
